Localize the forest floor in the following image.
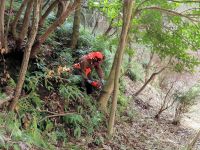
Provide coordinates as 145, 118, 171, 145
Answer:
113, 76, 200, 150
91, 77, 200, 150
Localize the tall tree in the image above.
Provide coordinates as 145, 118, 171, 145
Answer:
9, 0, 41, 111
108, 0, 134, 136
98, 0, 200, 110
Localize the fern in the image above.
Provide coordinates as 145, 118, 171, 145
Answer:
59, 85, 84, 101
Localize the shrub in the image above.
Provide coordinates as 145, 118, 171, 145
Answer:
172, 84, 200, 125
125, 62, 145, 81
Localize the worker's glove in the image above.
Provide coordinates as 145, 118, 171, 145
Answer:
87, 80, 102, 89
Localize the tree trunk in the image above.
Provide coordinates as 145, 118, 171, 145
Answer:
11, 0, 29, 40
42, 0, 51, 10
0, 0, 6, 49
16, 0, 34, 50
71, 0, 82, 49
30, 1, 80, 58
56, 1, 64, 18
135, 67, 166, 96
4, 0, 14, 53
108, 0, 134, 136
9, 0, 41, 111
98, 55, 118, 113
39, 0, 59, 27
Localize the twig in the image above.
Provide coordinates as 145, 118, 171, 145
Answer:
39, 112, 76, 122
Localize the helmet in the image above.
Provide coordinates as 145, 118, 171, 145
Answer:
87, 52, 104, 60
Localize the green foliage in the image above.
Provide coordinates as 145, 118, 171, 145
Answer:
79, 27, 95, 48
0, 112, 55, 149
173, 84, 200, 106
132, 1, 200, 72
57, 48, 74, 66
7, 78, 16, 88
59, 84, 84, 101
0, 92, 6, 99
88, 0, 122, 22
117, 91, 130, 114
64, 114, 84, 126
85, 110, 103, 135
126, 62, 145, 81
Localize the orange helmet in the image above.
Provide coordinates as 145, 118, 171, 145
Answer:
87, 51, 104, 60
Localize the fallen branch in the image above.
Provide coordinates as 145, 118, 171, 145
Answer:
39, 112, 76, 122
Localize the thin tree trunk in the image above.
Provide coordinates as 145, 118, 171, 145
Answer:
0, 0, 6, 49
103, 19, 113, 36
11, 0, 29, 39
135, 67, 166, 96
39, 0, 59, 27
108, 0, 134, 136
42, 0, 51, 10
71, 0, 82, 49
98, 54, 118, 113
56, 1, 65, 18
92, 15, 99, 35
9, 0, 41, 111
4, 0, 14, 53
16, 0, 34, 50
30, 1, 80, 58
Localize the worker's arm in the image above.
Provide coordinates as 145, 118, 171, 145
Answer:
80, 59, 89, 80
95, 65, 104, 80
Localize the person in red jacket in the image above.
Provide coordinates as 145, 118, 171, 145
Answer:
72, 51, 105, 94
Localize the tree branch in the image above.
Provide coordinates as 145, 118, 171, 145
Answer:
138, 6, 199, 22
167, 0, 200, 3
39, 0, 59, 27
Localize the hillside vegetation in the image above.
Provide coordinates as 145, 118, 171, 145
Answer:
0, 0, 200, 149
